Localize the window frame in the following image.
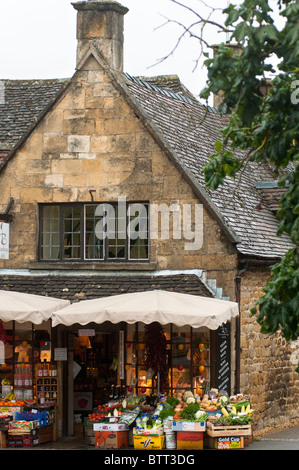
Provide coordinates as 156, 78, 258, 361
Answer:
38, 202, 150, 263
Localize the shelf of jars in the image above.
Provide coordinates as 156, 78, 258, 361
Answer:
35, 362, 58, 405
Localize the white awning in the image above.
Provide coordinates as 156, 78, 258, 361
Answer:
0, 290, 70, 325
52, 290, 239, 329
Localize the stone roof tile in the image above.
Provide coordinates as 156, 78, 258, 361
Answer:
0, 273, 212, 302
122, 74, 292, 259
0, 79, 68, 152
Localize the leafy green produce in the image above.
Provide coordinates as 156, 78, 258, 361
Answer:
166, 396, 179, 408
159, 406, 175, 421
178, 402, 200, 421
214, 415, 252, 426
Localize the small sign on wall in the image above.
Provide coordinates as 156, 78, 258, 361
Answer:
0, 223, 9, 260
54, 348, 68, 361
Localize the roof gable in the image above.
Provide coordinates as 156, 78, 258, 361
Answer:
0, 49, 293, 260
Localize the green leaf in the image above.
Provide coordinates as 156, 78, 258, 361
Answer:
215, 140, 223, 152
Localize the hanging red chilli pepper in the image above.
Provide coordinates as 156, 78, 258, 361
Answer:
144, 322, 168, 392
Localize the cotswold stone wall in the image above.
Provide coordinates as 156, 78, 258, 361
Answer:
0, 56, 237, 300
240, 265, 299, 434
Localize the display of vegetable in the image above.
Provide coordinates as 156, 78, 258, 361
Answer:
178, 402, 209, 422
219, 394, 229, 407
213, 414, 253, 426
126, 395, 147, 406
166, 395, 180, 409
231, 400, 250, 411
158, 403, 176, 421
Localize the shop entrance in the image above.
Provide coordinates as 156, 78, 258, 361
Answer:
63, 322, 124, 437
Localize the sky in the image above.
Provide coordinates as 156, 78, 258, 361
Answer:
0, 0, 281, 100
0, 0, 233, 99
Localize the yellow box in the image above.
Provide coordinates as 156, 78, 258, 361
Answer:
133, 434, 165, 450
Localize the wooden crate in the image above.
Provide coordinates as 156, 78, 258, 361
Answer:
0, 430, 7, 448
206, 421, 252, 437
74, 423, 84, 437
38, 425, 53, 444
84, 425, 95, 445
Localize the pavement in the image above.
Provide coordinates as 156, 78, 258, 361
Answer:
245, 425, 299, 450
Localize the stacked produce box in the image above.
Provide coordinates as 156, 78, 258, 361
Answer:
86, 388, 254, 450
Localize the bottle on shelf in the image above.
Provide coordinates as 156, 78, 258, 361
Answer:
14, 366, 19, 388
109, 384, 115, 399
37, 363, 43, 377
24, 364, 31, 388
18, 364, 24, 388
43, 360, 48, 377
39, 386, 45, 405
49, 363, 57, 377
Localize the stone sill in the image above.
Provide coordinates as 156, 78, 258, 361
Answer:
28, 261, 157, 272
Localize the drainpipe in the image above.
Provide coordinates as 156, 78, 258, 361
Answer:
234, 265, 248, 394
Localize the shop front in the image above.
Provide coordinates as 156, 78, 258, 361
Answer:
64, 321, 217, 437
0, 289, 243, 449
51, 289, 239, 441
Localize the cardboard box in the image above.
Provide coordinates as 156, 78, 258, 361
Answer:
133, 434, 165, 450
172, 420, 206, 432
95, 430, 128, 449
7, 429, 39, 448
133, 426, 164, 435
94, 422, 129, 432
213, 436, 245, 449
176, 431, 204, 450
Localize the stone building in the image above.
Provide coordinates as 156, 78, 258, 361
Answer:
0, 0, 298, 437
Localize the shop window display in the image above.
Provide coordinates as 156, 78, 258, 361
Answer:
0, 320, 57, 405
125, 323, 212, 397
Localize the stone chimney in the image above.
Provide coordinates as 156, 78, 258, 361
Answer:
72, 1, 128, 72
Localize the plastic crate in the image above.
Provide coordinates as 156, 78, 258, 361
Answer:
16, 411, 48, 427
